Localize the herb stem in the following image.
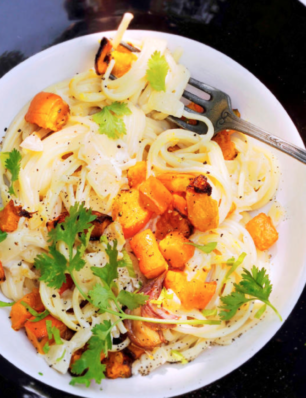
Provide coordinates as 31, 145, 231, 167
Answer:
70, 272, 90, 302
263, 300, 283, 322
103, 307, 221, 326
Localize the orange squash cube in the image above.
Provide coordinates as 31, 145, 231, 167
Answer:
112, 50, 137, 78
103, 352, 132, 379
0, 200, 22, 233
245, 213, 278, 251
139, 176, 173, 215
159, 232, 195, 269
155, 207, 193, 240
10, 289, 45, 331
25, 92, 69, 131
212, 130, 237, 160
164, 270, 217, 310
112, 189, 152, 239
172, 194, 188, 216
181, 102, 204, 125
130, 229, 168, 279
127, 161, 147, 188
125, 343, 145, 360
157, 173, 195, 193
24, 315, 68, 354
186, 175, 219, 232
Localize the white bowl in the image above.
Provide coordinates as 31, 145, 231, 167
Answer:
0, 30, 305, 398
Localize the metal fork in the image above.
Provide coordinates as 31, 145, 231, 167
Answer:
168, 78, 306, 164
113, 42, 306, 164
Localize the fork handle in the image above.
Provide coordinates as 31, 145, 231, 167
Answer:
218, 110, 306, 164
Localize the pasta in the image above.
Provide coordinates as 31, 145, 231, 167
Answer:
0, 12, 282, 387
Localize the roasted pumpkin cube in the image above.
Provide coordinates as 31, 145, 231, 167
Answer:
25, 315, 68, 354
25, 92, 70, 132
212, 130, 237, 160
181, 102, 204, 125
159, 232, 195, 269
112, 189, 152, 239
103, 352, 132, 379
172, 194, 188, 216
130, 229, 168, 279
157, 173, 194, 193
95, 37, 113, 75
125, 343, 145, 360
0, 200, 22, 233
245, 213, 278, 251
127, 161, 147, 188
0, 261, 5, 283
186, 175, 219, 232
112, 50, 137, 78
164, 270, 217, 310
155, 208, 193, 240
139, 176, 173, 215
10, 289, 45, 331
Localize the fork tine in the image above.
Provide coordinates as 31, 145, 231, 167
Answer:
182, 90, 208, 108
188, 77, 221, 97
119, 41, 141, 53
167, 115, 208, 135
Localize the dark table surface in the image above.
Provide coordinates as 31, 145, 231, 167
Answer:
0, 0, 306, 397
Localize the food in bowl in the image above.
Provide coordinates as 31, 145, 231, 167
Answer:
0, 12, 283, 388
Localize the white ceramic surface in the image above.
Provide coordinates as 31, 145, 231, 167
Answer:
0, 31, 305, 398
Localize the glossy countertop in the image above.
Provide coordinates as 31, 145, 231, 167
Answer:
0, 0, 306, 397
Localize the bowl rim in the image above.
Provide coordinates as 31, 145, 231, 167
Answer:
0, 29, 305, 398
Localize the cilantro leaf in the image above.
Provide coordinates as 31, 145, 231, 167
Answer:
184, 241, 217, 254
219, 266, 282, 321
0, 300, 14, 307
117, 290, 149, 310
70, 321, 112, 387
106, 101, 131, 116
34, 203, 96, 293
219, 291, 250, 321
34, 243, 67, 289
118, 249, 136, 278
0, 230, 7, 243
236, 266, 273, 301
88, 284, 113, 309
146, 51, 169, 91
91, 241, 119, 286
48, 202, 96, 257
2, 149, 22, 196
93, 321, 113, 355
92, 102, 131, 139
